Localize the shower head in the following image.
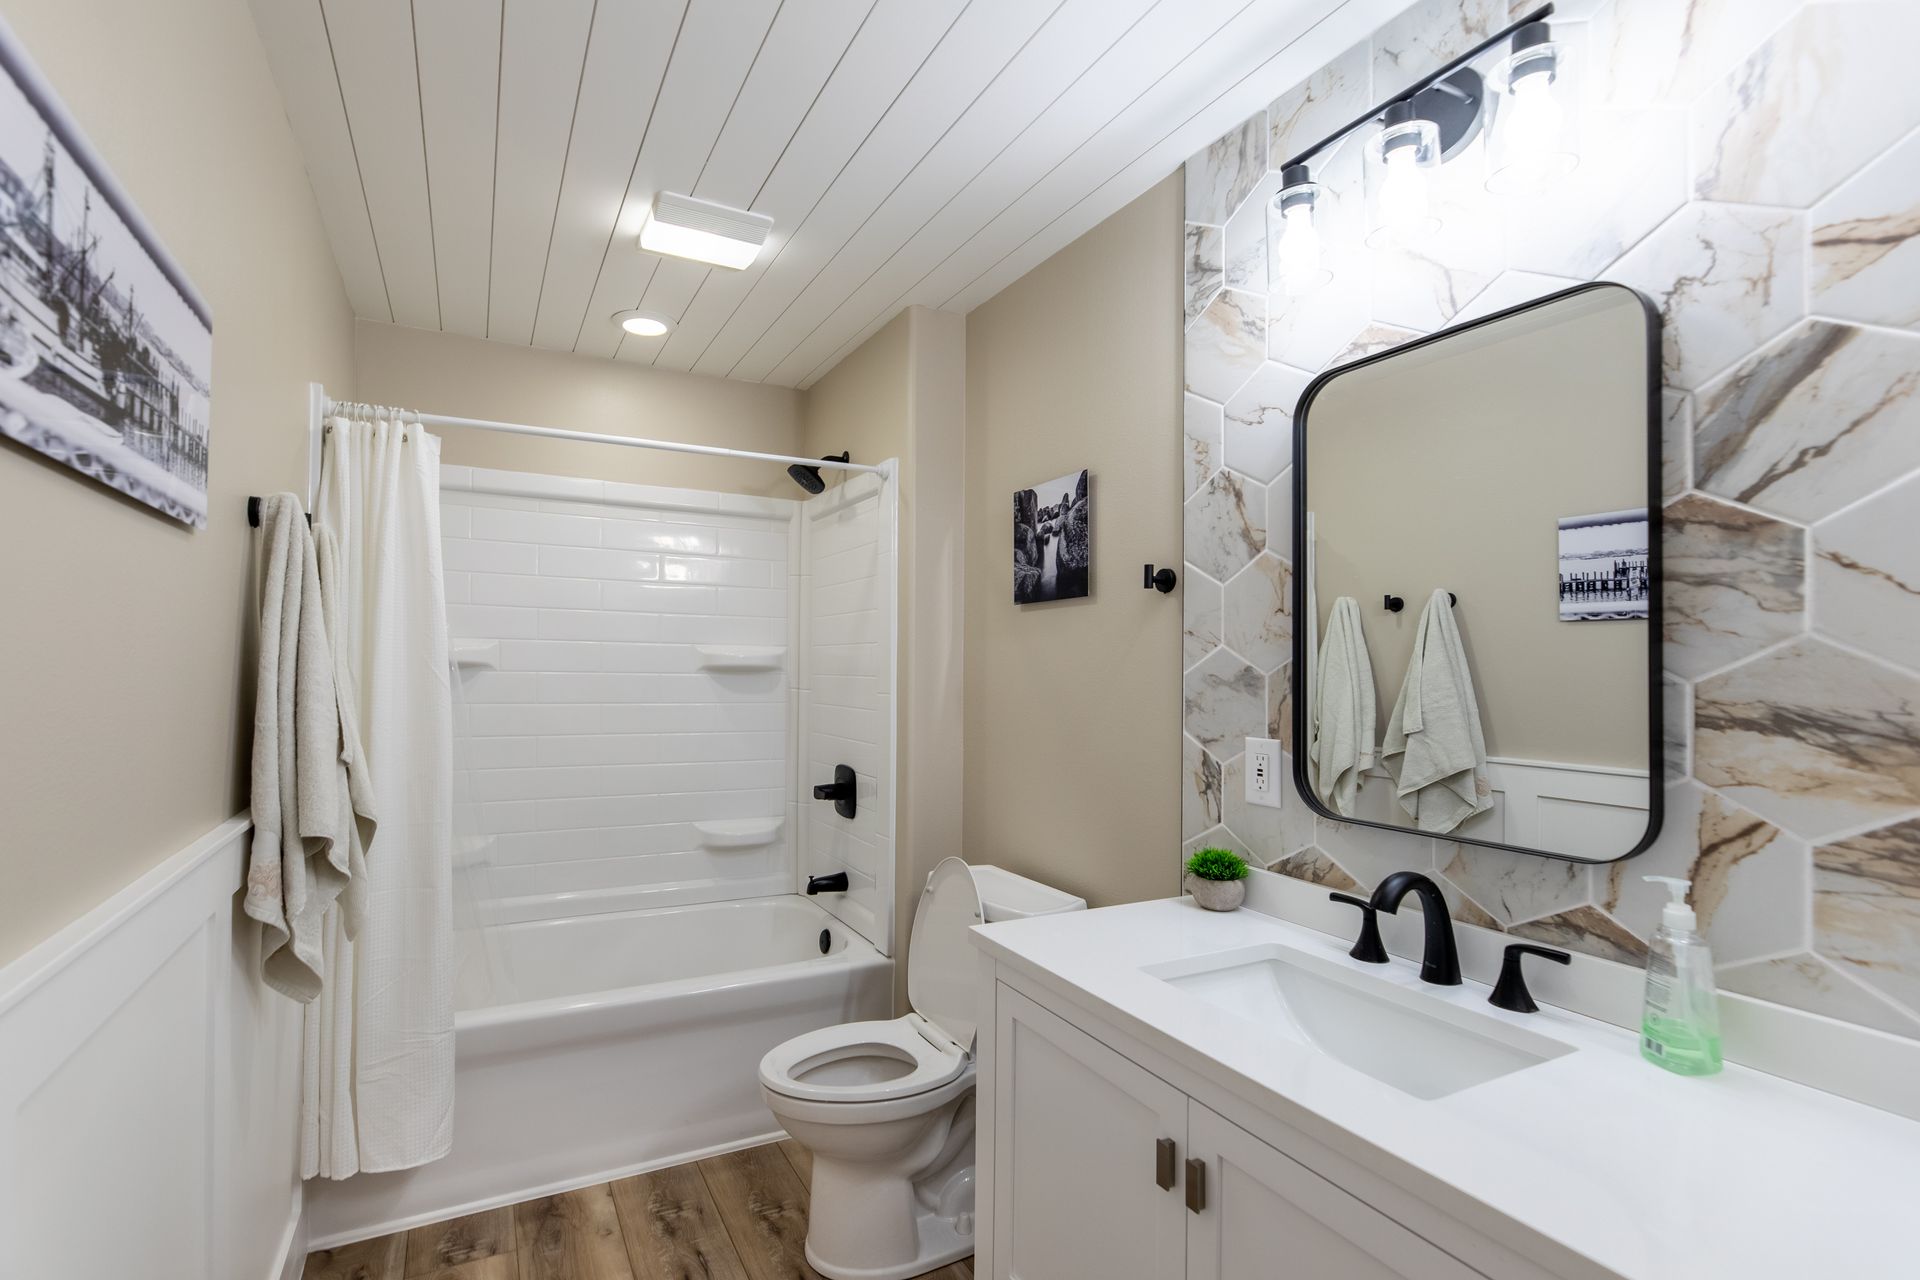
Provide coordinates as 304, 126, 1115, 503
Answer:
788, 451, 849, 494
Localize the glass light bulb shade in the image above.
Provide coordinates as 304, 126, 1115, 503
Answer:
1488, 43, 1579, 195
1268, 185, 1332, 295
1364, 118, 1441, 247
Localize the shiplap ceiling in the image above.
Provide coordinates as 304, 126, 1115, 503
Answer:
253, 0, 1404, 389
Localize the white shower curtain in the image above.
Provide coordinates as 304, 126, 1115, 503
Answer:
305, 409, 454, 1177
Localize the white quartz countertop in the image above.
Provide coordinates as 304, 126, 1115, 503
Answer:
970, 897, 1920, 1280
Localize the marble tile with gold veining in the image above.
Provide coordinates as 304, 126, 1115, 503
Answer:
1185, 648, 1267, 756
1601, 781, 1808, 965
1813, 471, 1920, 677
1186, 111, 1266, 226
1186, 289, 1267, 403
1694, 638, 1920, 839
1222, 362, 1311, 485
1811, 130, 1920, 333
1693, 3, 1920, 209
1660, 493, 1804, 680
1814, 819, 1920, 1018
1224, 552, 1291, 674
1694, 320, 1920, 524
1184, 467, 1265, 583
1607, 202, 1804, 392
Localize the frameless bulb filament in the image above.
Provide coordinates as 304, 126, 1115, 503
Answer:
1275, 201, 1324, 295
1378, 145, 1429, 239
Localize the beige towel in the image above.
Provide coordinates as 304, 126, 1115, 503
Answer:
1308, 596, 1376, 817
315, 524, 378, 938
245, 494, 350, 1001
1381, 589, 1491, 833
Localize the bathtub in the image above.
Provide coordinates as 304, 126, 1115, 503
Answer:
306, 894, 892, 1245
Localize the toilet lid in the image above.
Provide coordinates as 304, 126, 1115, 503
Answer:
908, 857, 984, 1049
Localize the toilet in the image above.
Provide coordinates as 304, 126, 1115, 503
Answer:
760, 858, 1084, 1280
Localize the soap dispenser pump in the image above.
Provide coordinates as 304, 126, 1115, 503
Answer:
1639, 875, 1722, 1076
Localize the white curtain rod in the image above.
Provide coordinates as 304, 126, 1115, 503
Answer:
322, 398, 887, 476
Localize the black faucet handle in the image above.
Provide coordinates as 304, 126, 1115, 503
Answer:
1489, 943, 1571, 1013
1328, 892, 1389, 964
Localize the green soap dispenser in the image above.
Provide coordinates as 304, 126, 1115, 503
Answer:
1639, 875, 1722, 1075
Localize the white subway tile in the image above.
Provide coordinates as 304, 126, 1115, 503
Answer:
448, 603, 542, 639
470, 506, 604, 547
661, 555, 774, 587
472, 573, 601, 609
538, 544, 662, 582
602, 518, 719, 555
443, 539, 540, 575
600, 581, 720, 614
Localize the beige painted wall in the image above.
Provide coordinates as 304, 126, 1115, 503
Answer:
0, 0, 355, 965
963, 174, 1184, 909
803, 306, 967, 1013
354, 321, 804, 497
1309, 288, 1650, 767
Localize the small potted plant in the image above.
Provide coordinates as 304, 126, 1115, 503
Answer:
1185, 847, 1250, 912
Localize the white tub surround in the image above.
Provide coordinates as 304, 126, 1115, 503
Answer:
971, 897, 1920, 1280
0, 816, 306, 1280
306, 894, 890, 1244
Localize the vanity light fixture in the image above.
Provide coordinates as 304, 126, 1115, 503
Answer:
1268, 5, 1557, 261
638, 192, 774, 270
1269, 164, 1332, 295
1486, 21, 1578, 194
612, 309, 673, 337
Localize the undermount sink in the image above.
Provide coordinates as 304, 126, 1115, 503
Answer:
1145, 943, 1574, 1099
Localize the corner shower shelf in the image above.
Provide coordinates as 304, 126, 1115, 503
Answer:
694, 818, 785, 850
450, 639, 500, 670
694, 645, 786, 672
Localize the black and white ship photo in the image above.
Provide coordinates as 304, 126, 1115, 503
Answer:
1014, 468, 1089, 604
0, 32, 212, 527
1558, 507, 1649, 622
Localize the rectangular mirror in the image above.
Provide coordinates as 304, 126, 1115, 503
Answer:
1291, 282, 1662, 863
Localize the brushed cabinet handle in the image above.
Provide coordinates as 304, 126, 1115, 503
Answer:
1184, 1157, 1207, 1213
1155, 1137, 1176, 1190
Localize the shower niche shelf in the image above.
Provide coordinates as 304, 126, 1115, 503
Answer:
694, 645, 786, 672
450, 639, 500, 670
694, 818, 785, 850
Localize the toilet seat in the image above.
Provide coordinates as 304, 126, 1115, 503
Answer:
760, 1015, 968, 1103
762, 858, 985, 1106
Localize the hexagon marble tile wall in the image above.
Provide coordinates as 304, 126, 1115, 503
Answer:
1181, 0, 1920, 1040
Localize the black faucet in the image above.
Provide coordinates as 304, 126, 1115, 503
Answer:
1489, 943, 1570, 1013
807, 871, 849, 895
1368, 871, 1462, 985
813, 763, 857, 819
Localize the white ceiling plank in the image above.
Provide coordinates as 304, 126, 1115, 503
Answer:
249, 0, 391, 321
650, 0, 966, 376
525, 0, 687, 353
630, 0, 875, 365
694, 0, 1062, 383
319, 0, 439, 329
573, 0, 784, 362
487, 0, 596, 345
413, 0, 501, 340
755, 0, 1166, 387
787, 0, 1253, 385
933, 0, 1406, 314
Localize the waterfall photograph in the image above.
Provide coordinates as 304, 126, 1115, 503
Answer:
1013, 467, 1090, 604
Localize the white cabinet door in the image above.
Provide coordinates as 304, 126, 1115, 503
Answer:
992, 986, 1189, 1280
1185, 1102, 1484, 1280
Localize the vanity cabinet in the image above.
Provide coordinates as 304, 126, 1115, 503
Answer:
988, 986, 1485, 1280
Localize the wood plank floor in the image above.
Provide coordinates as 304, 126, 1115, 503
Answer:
302, 1141, 974, 1280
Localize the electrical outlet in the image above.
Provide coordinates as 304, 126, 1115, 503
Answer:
1245, 737, 1283, 808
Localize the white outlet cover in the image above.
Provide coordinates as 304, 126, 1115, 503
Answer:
1246, 737, 1283, 808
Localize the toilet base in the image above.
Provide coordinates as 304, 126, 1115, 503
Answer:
804, 1207, 973, 1280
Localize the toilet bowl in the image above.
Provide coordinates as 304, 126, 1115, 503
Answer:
760, 858, 1080, 1280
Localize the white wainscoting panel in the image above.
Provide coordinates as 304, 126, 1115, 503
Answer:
0, 815, 302, 1280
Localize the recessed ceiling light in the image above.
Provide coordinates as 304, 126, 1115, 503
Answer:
612, 310, 672, 337
638, 192, 773, 271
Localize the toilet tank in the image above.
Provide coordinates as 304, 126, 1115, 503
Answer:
968, 865, 1088, 922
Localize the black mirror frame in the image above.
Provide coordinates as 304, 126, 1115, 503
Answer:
1288, 281, 1665, 864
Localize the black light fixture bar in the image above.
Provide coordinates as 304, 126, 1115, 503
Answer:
1275, 4, 1554, 175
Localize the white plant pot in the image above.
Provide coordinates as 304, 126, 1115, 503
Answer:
1187, 875, 1246, 912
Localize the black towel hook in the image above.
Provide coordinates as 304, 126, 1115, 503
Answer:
1384, 592, 1456, 612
